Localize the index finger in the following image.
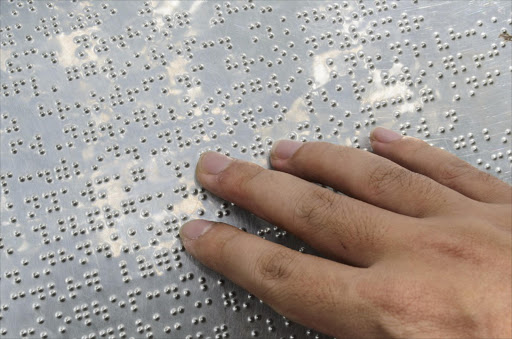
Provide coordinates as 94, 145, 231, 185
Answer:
180, 220, 369, 338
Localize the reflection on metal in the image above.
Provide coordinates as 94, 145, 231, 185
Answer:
1, 1, 510, 338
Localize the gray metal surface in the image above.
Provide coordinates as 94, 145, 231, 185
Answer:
1, 1, 511, 338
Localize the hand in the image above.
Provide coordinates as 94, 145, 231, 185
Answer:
179, 127, 512, 338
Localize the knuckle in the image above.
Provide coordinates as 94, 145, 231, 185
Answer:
216, 161, 265, 199
283, 274, 341, 322
332, 144, 352, 163
294, 187, 338, 226
438, 158, 473, 186
350, 208, 380, 248
438, 157, 503, 194
358, 273, 479, 338
212, 227, 244, 270
357, 276, 436, 327
299, 142, 341, 159
255, 249, 297, 284
367, 165, 412, 197
416, 227, 484, 265
435, 237, 481, 264
403, 136, 428, 153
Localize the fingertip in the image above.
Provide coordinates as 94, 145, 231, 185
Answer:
271, 140, 303, 161
180, 220, 215, 251
197, 152, 233, 176
370, 127, 402, 144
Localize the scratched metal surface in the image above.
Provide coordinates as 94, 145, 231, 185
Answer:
0, 1, 511, 338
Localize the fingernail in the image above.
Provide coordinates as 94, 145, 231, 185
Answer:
272, 140, 303, 160
371, 127, 402, 143
180, 220, 215, 240
199, 152, 232, 174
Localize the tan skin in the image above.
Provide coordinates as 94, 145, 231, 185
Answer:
179, 127, 512, 338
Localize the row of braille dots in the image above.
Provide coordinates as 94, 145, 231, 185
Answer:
132, 242, 190, 276
67, 297, 111, 325
73, 175, 120, 207
249, 19, 290, 43
65, 60, 105, 83
125, 222, 190, 259
255, 225, 289, 240
1, 114, 20, 133
4, 1, 106, 41
247, 312, 280, 335
0, 16, 25, 46
116, 184, 208, 225
32, 15, 63, 38
7, 133, 45, 155
116, 239, 186, 263
2, 75, 43, 101
409, 116, 438, 139
469, 47, 505, 70
107, 27, 139, 48
477, 128, 511, 173
189, 116, 223, 140
2, 0, 37, 15
105, 274, 209, 314
453, 130, 506, 151
473, 17, 512, 40
247, 308, 299, 338
5, 168, 68, 208
156, 36, 197, 62
480, 149, 512, 174
79, 325, 128, 339
9, 276, 75, 306
438, 53, 469, 80
77, 205, 116, 231
73, 28, 117, 59
171, 183, 206, 200
77, 321, 142, 339
2, 113, 20, 134
22, 247, 73, 280
135, 254, 167, 278
65, 58, 124, 81
462, 69, 503, 99
220, 288, 254, 314
4, 188, 68, 227
162, 10, 191, 28
387, 39, 427, 59
432, 18, 509, 55
35, 299, 111, 337
247, 22, 389, 59
197, 201, 232, 219
294, 13, 411, 53
294, 2, 394, 24
210, 1, 258, 26
225, 41, 294, 73
205, 130, 273, 157
293, 116, 346, 141
68, 7, 105, 32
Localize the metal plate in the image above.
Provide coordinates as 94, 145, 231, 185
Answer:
1, 1, 511, 338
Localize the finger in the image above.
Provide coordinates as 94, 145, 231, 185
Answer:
370, 127, 512, 204
180, 220, 370, 338
195, 152, 411, 267
270, 140, 471, 218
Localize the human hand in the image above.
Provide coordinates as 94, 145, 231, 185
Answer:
179, 127, 512, 338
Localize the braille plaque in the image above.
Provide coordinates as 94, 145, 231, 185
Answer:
1, 1, 510, 338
